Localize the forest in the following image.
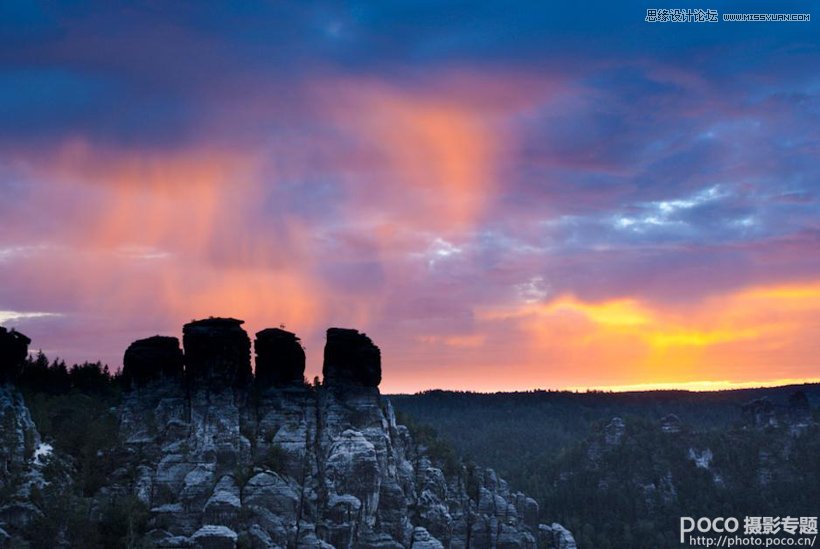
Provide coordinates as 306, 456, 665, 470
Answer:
392, 387, 820, 548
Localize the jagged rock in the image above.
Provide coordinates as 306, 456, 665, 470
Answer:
254, 328, 305, 387
323, 328, 381, 387
410, 527, 444, 549
190, 524, 237, 549
0, 327, 30, 382
360, 531, 405, 549
0, 385, 53, 548
538, 523, 577, 549
146, 528, 192, 547
660, 413, 683, 434
204, 475, 241, 526
182, 318, 251, 387
517, 495, 540, 529
325, 429, 381, 526
742, 397, 777, 428
123, 335, 184, 388
243, 471, 299, 518
688, 448, 713, 469
0, 385, 40, 484
604, 417, 625, 445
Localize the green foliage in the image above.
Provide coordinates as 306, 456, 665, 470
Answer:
464, 461, 481, 502
263, 443, 287, 474
26, 390, 119, 496
396, 410, 460, 476
11, 352, 152, 546
96, 495, 151, 548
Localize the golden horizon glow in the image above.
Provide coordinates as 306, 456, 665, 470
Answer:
385, 377, 820, 395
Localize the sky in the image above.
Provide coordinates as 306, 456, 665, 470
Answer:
1, 1, 819, 393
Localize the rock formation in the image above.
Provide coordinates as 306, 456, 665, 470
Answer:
323, 328, 381, 387
0, 323, 575, 548
122, 335, 184, 388
0, 327, 30, 383
254, 328, 305, 388
183, 318, 252, 387
112, 322, 570, 547
0, 383, 52, 546
0, 385, 40, 483
603, 416, 625, 446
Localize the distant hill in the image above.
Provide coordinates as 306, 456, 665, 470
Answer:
390, 383, 820, 474
391, 384, 820, 548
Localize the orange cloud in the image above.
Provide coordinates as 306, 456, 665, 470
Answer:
319, 77, 508, 236
461, 281, 820, 391
6, 140, 334, 372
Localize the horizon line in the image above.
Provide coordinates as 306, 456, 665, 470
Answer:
386, 377, 820, 395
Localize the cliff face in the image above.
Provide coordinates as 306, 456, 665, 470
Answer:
0, 321, 575, 549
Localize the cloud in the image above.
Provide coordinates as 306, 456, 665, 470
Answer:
0, 2, 818, 392
0, 310, 61, 324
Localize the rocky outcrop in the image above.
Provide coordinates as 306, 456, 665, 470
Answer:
254, 328, 305, 387
116, 380, 562, 548
538, 524, 577, 549
183, 318, 252, 387
0, 384, 51, 545
0, 385, 40, 484
603, 417, 625, 446
0, 327, 30, 382
0, 323, 574, 548
123, 335, 184, 388
323, 328, 381, 387
660, 414, 682, 434
109, 323, 568, 548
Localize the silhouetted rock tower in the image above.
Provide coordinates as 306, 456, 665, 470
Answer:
182, 317, 252, 387
122, 335, 184, 388
0, 327, 30, 383
254, 328, 305, 388
322, 327, 381, 387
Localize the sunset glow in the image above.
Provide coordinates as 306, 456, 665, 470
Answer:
1, 3, 818, 393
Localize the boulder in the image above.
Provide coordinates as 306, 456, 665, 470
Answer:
190, 524, 237, 549
182, 318, 251, 387
410, 527, 444, 549
204, 476, 241, 527
538, 523, 578, 549
122, 336, 184, 388
322, 328, 381, 387
325, 429, 380, 520
254, 328, 305, 387
243, 472, 299, 519
0, 327, 30, 382
604, 417, 625, 446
